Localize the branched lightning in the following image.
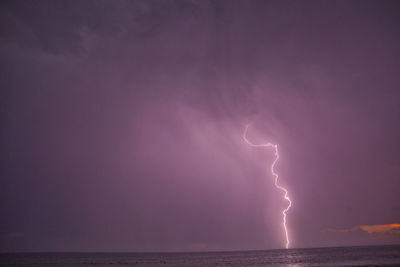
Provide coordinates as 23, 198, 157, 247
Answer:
243, 124, 292, 249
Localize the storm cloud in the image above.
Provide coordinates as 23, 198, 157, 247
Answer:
1, 0, 399, 252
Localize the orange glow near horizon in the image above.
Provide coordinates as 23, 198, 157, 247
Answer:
360, 223, 400, 234
324, 223, 400, 235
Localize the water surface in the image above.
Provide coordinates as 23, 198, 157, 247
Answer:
1, 245, 399, 266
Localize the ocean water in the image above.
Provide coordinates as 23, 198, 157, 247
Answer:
1, 245, 399, 266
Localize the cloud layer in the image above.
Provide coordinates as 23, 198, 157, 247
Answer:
1, 0, 400, 251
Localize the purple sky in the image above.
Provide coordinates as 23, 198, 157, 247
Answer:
1, 0, 399, 252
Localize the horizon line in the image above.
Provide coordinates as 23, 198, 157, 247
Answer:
2, 243, 400, 254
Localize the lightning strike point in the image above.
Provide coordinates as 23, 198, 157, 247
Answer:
243, 124, 292, 249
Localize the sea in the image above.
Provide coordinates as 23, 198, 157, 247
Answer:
1, 245, 399, 266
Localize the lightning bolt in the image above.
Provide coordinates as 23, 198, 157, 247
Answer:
243, 124, 292, 249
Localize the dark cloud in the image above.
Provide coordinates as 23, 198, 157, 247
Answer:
1, 0, 399, 252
